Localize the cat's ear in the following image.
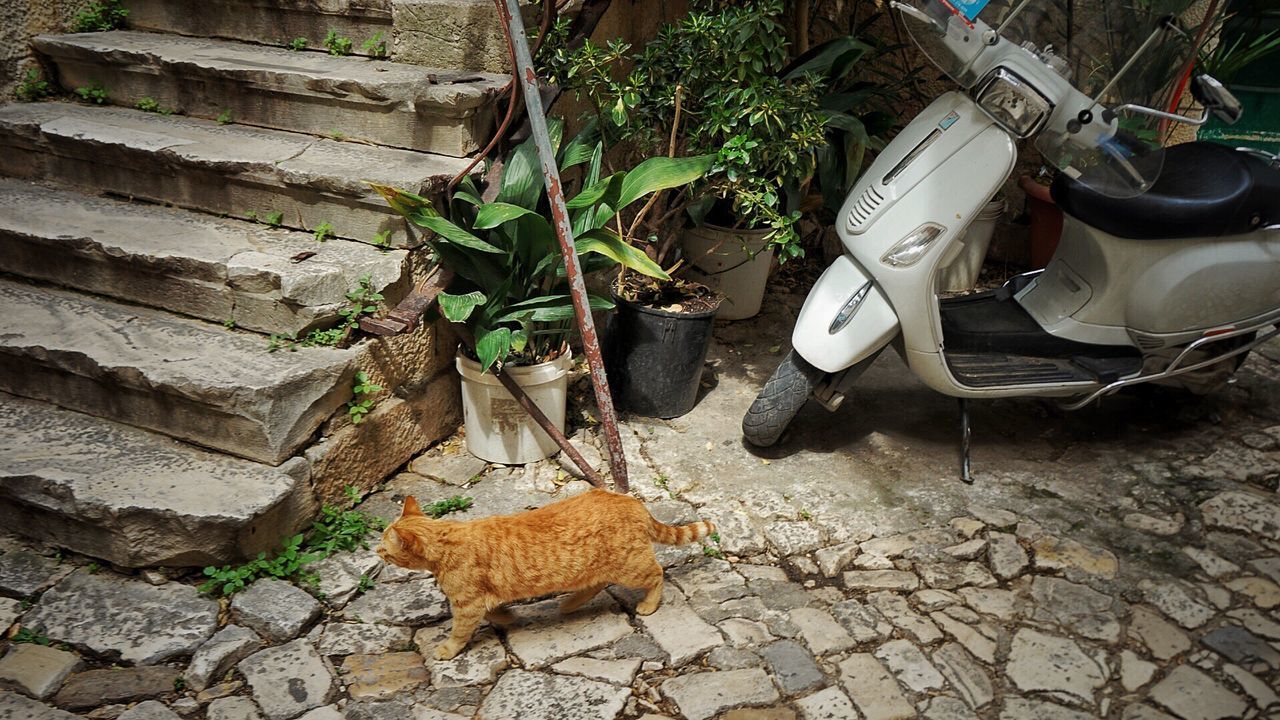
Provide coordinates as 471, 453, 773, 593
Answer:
402, 495, 424, 518
393, 525, 418, 550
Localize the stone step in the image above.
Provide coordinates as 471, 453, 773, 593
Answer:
0, 101, 470, 247
0, 278, 357, 465
124, 0, 392, 57
34, 31, 505, 156
0, 179, 411, 337
393, 0, 515, 74
0, 392, 313, 567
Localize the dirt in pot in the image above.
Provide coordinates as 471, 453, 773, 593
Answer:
616, 274, 722, 314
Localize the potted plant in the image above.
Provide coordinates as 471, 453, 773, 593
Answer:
372, 121, 710, 461
544, 0, 828, 321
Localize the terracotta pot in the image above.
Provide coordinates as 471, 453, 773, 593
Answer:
1019, 175, 1063, 269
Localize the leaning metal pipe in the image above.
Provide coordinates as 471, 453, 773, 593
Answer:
496, 0, 630, 492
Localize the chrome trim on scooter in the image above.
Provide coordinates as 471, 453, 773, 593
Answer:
883, 129, 943, 185
1062, 316, 1280, 410
829, 280, 875, 335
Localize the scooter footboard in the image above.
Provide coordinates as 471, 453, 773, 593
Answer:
792, 255, 900, 373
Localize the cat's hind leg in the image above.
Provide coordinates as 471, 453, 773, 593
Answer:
485, 606, 515, 625
436, 599, 485, 660
560, 584, 607, 614
632, 561, 665, 616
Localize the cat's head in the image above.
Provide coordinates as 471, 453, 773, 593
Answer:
375, 496, 432, 570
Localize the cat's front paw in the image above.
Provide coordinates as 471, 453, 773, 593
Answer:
635, 599, 660, 616
434, 642, 464, 661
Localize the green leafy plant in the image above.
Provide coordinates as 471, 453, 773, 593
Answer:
173, 676, 187, 692
324, 29, 353, 56
425, 495, 473, 518
264, 211, 284, 228
71, 0, 128, 32
200, 486, 384, 596
86, 562, 101, 574
134, 96, 175, 115
269, 275, 383, 351
288, 37, 309, 51
12, 628, 52, 645
544, 0, 827, 262
362, 32, 388, 59
313, 221, 334, 242
15, 69, 52, 102
216, 109, 232, 125
371, 229, 392, 247
356, 574, 375, 594
1198, 13, 1280, 84
347, 371, 382, 425
371, 119, 710, 372
329, 130, 346, 141
74, 82, 108, 105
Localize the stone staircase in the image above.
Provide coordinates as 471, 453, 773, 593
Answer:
0, 1, 501, 567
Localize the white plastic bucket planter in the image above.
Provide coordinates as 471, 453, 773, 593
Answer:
683, 223, 774, 321
939, 198, 1007, 292
456, 351, 572, 464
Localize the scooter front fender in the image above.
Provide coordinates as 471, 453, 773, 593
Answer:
792, 254, 900, 373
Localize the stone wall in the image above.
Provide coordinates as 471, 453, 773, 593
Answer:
1, 0, 80, 99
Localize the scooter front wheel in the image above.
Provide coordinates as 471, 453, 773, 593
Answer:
742, 350, 827, 448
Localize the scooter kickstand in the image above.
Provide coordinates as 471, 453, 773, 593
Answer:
959, 398, 973, 484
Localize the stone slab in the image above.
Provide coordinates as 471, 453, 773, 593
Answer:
477, 669, 629, 720
505, 595, 634, 668
54, 666, 180, 709
35, 31, 505, 155
1006, 628, 1106, 703
126, 0, 392, 56
0, 102, 471, 246
231, 579, 322, 642
0, 690, 79, 719
340, 652, 428, 700
759, 640, 824, 696
0, 549, 69, 597
836, 654, 914, 720
635, 587, 722, 666
118, 700, 182, 720
662, 668, 780, 720
0, 179, 408, 335
392, 0, 514, 73
1149, 665, 1248, 720
0, 279, 354, 464
186, 625, 264, 691
316, 623, 413, 657
0, 644, 83, 699
0, 393, 312, 567
238, 640, 336, 720
343, 577, 448, 626
23, 570, 218, 664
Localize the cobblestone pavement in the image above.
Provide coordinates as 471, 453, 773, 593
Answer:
3, 294, 1279, 720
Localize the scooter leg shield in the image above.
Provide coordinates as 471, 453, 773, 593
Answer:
792, 255, 900, 374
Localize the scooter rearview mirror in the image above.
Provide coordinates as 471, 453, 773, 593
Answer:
1191, 74, 1243, 125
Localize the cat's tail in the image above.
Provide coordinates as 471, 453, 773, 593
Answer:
648, 517, 716, 545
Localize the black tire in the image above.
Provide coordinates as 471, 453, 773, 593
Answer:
742, 350, 826, 448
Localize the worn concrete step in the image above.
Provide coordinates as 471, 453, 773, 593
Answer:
0, 278, 357, 465
393, 0, 515, 74
34, 31, 506, 156
0, 102, 470, 247
0, 392, 313, 567
124, 0, 392, 57
0, 179, 410, 336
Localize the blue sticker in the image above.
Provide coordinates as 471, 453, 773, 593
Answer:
947, 0, 991, 21
939, 111, 960, 130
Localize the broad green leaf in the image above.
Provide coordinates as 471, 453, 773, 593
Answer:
474, 202, 540, 230
559, 119, 601, 170
412, 214, 504, 254
475, 326, 512, 372
616, 155, 715, 211
575, 229, 670, 280
498, 119, 563, 209
497, 294, 614, 323
510, 328, 529, 354
368, 183, 432, 219
437, 291, 486, 323
566, 172, 624, 210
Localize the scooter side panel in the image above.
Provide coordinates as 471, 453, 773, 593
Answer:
792, 255, 900, 374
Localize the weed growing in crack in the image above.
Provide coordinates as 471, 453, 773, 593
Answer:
362, 32, 388, 59
347, 370, 382, 425
11, 628, 52, 645
288, 37, 309, 51
313, 221, 334, 242
71, 0, 128, 32
425, 496, 473, 518
199, 485, 384, 596
371, 229, 392, 248
74, 82, 108, 105
268, 274, 383, 351
264, 211, 284, 227
15, 69, 52, 102
324, 29, 353, 56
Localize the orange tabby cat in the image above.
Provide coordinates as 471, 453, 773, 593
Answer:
375, 488, 715, 660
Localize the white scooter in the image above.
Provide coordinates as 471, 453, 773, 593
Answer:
743, 0, 1280, 478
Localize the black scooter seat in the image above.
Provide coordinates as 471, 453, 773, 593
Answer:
1051, 142, 1280, 240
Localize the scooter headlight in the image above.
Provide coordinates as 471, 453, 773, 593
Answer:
976, 68, 1052, 138
881, 222, 945, 267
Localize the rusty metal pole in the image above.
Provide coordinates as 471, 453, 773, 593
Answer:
497, 0, 629, 492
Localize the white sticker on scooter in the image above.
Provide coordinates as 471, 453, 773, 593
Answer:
939, 111, 960, 130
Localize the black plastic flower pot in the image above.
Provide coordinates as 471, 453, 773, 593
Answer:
604, 295, 718, 419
